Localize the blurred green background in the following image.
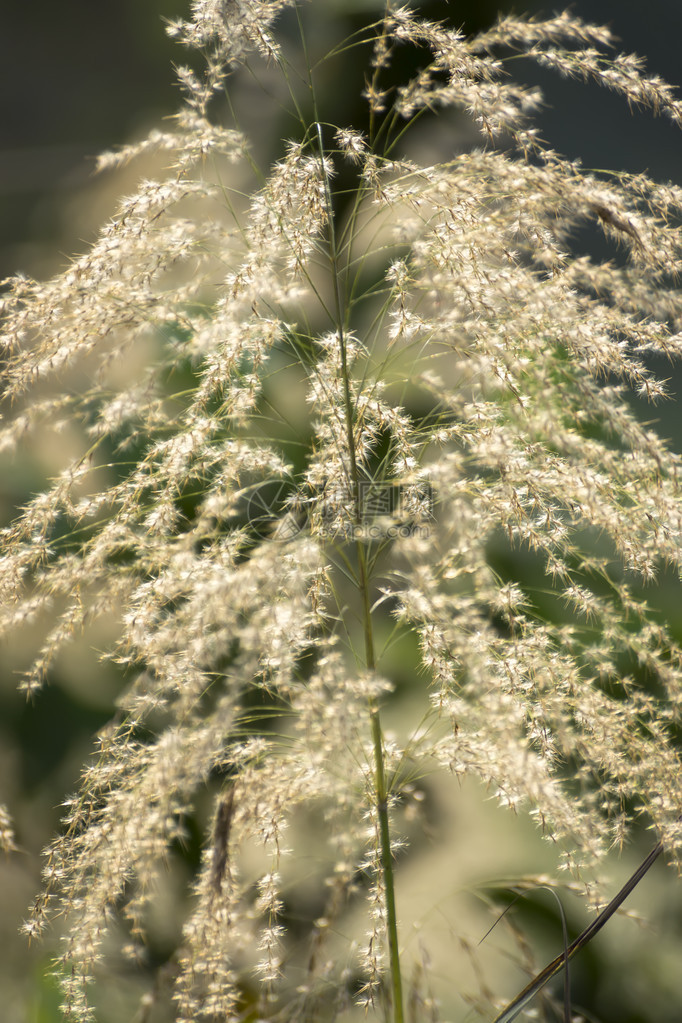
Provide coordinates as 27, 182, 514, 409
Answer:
1, 2, 682, 1021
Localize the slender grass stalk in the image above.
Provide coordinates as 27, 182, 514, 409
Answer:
319, 130, 406, 1023
301, 5, 405, 1011
492, 836, 665, 1023
313, 106, 406, 1023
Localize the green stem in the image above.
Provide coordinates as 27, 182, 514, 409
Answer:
369, 700, 404, 1022
332, 179, 404, 1023
330, 185, 404, 1023
297, 11, 404, 1014
357, 537, 404, 1023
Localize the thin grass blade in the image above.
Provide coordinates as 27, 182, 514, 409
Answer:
491, 838, 664, 1023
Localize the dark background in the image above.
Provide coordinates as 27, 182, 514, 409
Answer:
2, 0, 680, 281
1, 3, 681, 1022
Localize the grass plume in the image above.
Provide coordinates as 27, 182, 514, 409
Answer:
2, 2, 682, 1020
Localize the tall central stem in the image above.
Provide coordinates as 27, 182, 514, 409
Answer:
313, 109, 404, 1023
